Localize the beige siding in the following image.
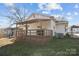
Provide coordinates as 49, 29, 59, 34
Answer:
28, 21, 51, 30
17, 24, 26, 30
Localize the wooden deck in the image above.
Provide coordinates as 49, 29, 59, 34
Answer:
16, 29, 53, 43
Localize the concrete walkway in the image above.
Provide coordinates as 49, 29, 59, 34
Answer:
0, 38, 14, 47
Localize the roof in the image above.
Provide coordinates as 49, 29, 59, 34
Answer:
27, 13, 56, 21
56, 17, 67, 21
16, 13, 68, 24
71, 25, 79, 28
55, 17, 68, 24
17, 19, 50, 24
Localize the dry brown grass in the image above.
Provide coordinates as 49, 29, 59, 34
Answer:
0, 38, 14, 47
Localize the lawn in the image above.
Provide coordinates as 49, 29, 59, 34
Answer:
0, 37, 79, 56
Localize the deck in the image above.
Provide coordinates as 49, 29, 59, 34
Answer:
16, 29, 53, 43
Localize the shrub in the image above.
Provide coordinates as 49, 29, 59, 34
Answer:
65, 33, 71, 38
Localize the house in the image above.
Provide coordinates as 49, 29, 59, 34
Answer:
0, 28, 7, 38
4, 28, 16, 38
71, 25, 79, 33
16, 13, 68, 37
0, 28, 16, 38
70, 25, 79, 38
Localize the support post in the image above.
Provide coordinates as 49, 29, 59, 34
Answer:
46, 30, 47, 36
25, 23, 28, 36
30, 30, 31, 40
51, 30, 53, 37
16, 24, 17, 40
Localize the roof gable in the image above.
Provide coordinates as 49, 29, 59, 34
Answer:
26, 13, 52, 21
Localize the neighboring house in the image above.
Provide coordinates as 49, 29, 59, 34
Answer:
17, 13, 68, 36
4, 28, 16, 38
0, 28, 16, 38
71, 25, 79, 33
0, 28, 7, 38
70, 25, 79, 38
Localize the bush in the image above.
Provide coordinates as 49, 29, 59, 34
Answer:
65, 33, 71, 38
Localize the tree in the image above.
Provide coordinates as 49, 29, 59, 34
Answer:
1, 4, 30, 39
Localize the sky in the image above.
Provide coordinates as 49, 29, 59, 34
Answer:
0, 3, 79, 28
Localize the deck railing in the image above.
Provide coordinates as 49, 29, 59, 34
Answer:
16, 29, 53, 42
17, 29, 53, 37
27, 29, 52, 36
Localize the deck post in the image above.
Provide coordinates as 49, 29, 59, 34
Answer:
46, 30, 47, 36
51, 30, 52, 36
16, 24, 17, 40
25, 23, 28, 37
30, 30, 31, 40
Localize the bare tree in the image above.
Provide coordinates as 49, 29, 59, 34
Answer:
3, 5, 28, 24
1, 4, 30, 39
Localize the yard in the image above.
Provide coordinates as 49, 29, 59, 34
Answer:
0, 38, 13, 47
0, 37, 79, 56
